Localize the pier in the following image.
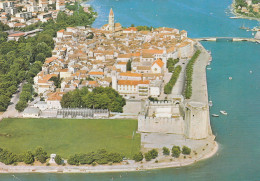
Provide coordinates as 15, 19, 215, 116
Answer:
194, 37, 260, 42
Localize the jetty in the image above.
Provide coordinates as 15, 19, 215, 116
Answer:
193, 37, 259, 42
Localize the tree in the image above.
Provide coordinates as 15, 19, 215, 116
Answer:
23, 151, 34, 164
127, 59, 132, 71
35, 147, 48, 163
15, 100, 27, 112
55, 155, 62, 165
35, 53, 46, 62
172, 146, 181, 158
67, 155, 79, 165
163, 147, 170, 155
108, 153, 123, 163
182, 146, 191, 155
149, 149, 158, 159
133, 152, 143, 162
144, 152, 152, 161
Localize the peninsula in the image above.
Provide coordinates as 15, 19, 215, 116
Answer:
231, 0, 260, 20
0, 7, 218, 173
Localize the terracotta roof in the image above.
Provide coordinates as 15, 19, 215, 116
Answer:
142, 49, 164, 54
57, 29, 65, 33
88, 71, 104, 75
8, 32, 25, 37
117, 62, 127, 65
119, 72, 142, 77
118, 80, 149, 86
45, 57, 57, 64
152, 59, 164, 68
47, 92, 64, 101
124, 27, 137, 31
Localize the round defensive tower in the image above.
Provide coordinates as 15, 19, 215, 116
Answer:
184, 101, 210, 139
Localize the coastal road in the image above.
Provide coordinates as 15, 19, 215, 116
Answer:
190, 44, 211, 104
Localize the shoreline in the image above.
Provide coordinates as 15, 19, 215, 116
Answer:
0, 142, 218, 173
230, 0, 260, 21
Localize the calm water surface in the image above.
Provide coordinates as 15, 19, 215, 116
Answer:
1, 0, 260, 180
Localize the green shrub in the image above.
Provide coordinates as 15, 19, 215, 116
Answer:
23, 151, 34, 164
144, 152, 152, 161
182, 146, 191, 155
67, 155, 79, 165
149, 149, 158, 159
133, 152, 143, 162
172, 146, 181, 158
55, 155, 62, 165
35, 147, 48, 164
163, 147, 170, 155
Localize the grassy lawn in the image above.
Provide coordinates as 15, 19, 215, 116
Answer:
0, 118, 140, 159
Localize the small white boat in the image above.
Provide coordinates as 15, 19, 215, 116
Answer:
207, 62, 211, 66
212, 114, 219, 117
209, 101, 213, 107
207, 67, 212, 70
250, 70, 252, 74
220, 110, 228, 115
229, 77, 232, 80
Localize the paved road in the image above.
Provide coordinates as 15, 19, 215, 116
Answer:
170, 59, 188, 96
0, 82, 24, 120
190, 44, 211, 104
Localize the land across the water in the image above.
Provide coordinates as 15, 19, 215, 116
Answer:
230, 0, 260, 21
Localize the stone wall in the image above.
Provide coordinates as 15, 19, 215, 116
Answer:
138, 115, 184, 134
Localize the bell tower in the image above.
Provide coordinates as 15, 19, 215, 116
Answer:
108, 8, 115, 32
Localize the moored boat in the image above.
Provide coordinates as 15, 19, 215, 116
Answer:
212, 114, 219, 117
220, 110, 228, 115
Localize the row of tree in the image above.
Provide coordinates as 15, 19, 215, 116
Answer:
184, 50, 201, 99
0, 147, 48, 165
166, 58, 179, 73
170, 146, 191, 158
60, 87, 126, 112
15, 83, 33, 112
67, 149, 123, 165
164, 65, 182, 94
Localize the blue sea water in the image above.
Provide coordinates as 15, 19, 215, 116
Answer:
1, 0, 260, 180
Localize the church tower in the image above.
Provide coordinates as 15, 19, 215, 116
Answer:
108, 8, 115, 32
112, 68, 117, 90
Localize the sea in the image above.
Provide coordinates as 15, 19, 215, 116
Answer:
1, 0, 260, 180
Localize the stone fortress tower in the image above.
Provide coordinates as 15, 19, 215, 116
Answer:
108, 8, 115, 32
184, 102, 210, 139
138, 96, 212, 140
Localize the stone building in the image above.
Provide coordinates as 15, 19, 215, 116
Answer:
138, 97, 211, 140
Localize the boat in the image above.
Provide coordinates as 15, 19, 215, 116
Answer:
209, 100, 213, 107
229, 77, 232, 80
250, 70, 253, 74
240, 24, 250, 30
207, 67, 212, 70
220, 110, 228, 115
212, 114, 219, 117
207, 62, 211, 66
